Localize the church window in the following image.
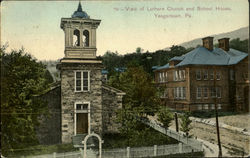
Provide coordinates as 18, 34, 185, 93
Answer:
75, 72, 82, 91
75, 71, 90, 92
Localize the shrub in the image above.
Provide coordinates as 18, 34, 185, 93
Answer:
157, 107, 174, 128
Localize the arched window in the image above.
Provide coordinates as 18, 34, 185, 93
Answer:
73, 29, 80, 46
83, 30, 89, 47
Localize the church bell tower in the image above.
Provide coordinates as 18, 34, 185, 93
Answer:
58, 2, 103, 143
60, 2, 101, 59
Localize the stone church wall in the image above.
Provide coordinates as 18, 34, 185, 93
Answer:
35, 85, 61, 145
102, 85, 124, 133
60, 63, 103, 143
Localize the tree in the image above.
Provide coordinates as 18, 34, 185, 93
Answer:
110, 66, 161, 145
1, 47, 50, 155
101, 51, 123, 77
180, 112, 192, 137
136, 47, 143, 53
109, 66, 160, 116
229, 38, 248, 53
157, 107, 174, 128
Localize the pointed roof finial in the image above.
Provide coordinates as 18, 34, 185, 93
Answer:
77, 1, 83, 12
72, 1, 90, 19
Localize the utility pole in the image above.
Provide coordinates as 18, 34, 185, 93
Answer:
214, 66, 222, 157
175, 112, 179, 132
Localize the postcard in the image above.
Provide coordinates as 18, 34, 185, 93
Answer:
1, 0, 249, 157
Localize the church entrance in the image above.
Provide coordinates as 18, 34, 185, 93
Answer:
75, 102, 90, 134
244, 86, 249, 112
76, 113, 88, 134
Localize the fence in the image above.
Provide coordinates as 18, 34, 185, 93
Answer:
28, 143, 199, 158
102, 143, 199, 158
27, 151, 82, 158
137, 116, 203, 151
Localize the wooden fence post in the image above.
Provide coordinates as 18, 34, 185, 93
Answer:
53, 152, 56, 158
154, 145, 157, 156
127, 147, 130, 158
178, 143, 183, 153
80, 148, 84, 158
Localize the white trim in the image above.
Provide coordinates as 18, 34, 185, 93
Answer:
83, 133, 103, 158
88, 71, 90, 91
74, 101, 91, 135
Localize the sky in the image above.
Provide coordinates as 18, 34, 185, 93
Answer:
1, 0, 249, 60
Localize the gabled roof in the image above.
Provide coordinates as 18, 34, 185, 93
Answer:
156, 46, 247, 70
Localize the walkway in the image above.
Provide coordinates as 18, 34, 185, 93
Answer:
137, 116, 203, 151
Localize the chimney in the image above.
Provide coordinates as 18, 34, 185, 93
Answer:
202, 36, 214, 51
218, 38, 230, 51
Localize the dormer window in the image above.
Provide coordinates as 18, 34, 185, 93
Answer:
75, 71, 90, 92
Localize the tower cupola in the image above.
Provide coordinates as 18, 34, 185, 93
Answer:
60, 2, 101, 59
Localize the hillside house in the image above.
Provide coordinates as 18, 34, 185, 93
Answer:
154, 37, 249, 112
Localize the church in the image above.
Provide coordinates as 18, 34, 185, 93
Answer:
36, 2, 125, 145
